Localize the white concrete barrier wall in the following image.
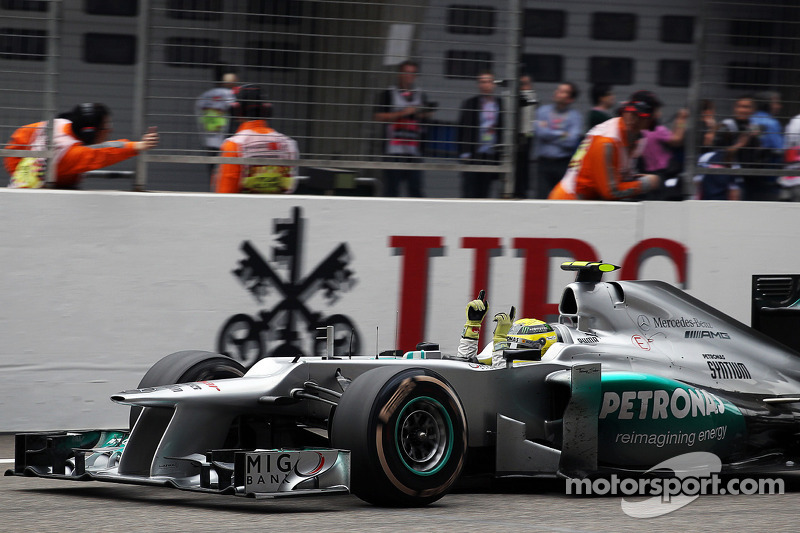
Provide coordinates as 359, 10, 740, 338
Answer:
2, 189, 798, 431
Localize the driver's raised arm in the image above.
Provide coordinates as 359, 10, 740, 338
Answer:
453, 292, 487, 363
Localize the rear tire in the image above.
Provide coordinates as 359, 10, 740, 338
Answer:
330, 367, 467, 506
129, 350, 245, 428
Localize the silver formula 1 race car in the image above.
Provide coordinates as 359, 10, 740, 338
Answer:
9, 261, 800, 506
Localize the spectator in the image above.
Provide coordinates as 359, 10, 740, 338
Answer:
693, 149, 741, 201
373, 60, 434, 197
214, 85, 299, 194
195, 68, 239, 177
753, 91, 784, 147
5, 103, 158, 189
457, 70, 504, 198
587, 84, 615, 130
752, 91, 784, 198
697, 99, 718, 154
513, 73, 537, 199
714, 94, 777, 201
548, 91, 660, 200
640, 96, 689, 199
534, 82, 583, 198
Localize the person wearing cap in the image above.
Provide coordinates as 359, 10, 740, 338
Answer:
548, 90, 661, 200
4, 103, 159, 189
214, 85, 299, 194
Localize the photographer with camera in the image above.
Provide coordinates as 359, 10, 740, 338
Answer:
373, 60, 436, 197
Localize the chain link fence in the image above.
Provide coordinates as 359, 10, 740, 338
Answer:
1, 0, 522, 195
141, 0, 521, 196
3, 0, 800, 199
689, 0, 800, 200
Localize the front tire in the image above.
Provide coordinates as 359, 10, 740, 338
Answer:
330, 367, 467, 506
129, 350, 245, 428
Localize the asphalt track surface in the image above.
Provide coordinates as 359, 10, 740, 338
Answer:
2, 435, 800, 533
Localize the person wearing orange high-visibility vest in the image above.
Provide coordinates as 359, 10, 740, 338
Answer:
214, 85, 299, 194
4, 103, 158, 189
548, 90, 661, 200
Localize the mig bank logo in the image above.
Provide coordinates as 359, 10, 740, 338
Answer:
216, 206, 359, 367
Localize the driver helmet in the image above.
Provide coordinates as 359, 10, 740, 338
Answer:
507, 318, 558, 355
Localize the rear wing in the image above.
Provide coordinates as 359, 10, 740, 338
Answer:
561, 261, 620, 283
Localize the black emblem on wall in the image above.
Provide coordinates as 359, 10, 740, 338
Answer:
217, 206, 358, 367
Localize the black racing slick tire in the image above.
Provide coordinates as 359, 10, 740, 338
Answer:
128, 350, 245, 429
330, 367, 467, 507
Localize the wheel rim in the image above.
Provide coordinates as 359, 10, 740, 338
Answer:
395, 396, 453, 476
